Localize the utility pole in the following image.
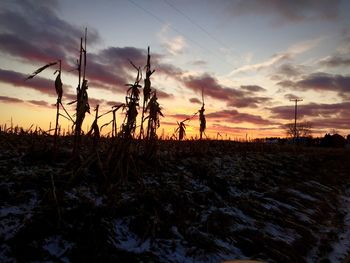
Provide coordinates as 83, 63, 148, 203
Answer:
290, 98, 303, 141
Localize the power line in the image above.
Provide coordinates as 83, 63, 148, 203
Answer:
126, 0, 236, 69
162, 0, 231, 51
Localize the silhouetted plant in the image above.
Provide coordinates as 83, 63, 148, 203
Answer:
87, 105, 100, 147
26, 60, 65, 150
71, 31, 90, 155
199, 88, 206, 140
175, 120, 188, 141
140, 46, 155, 139
121, 62, 142, 139
99, 104, 125, 137
145, 91, 163, 140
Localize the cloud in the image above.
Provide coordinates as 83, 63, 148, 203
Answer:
158, 25, 187, 55
0, 1, 100, 64
277, 72, 350, 99
276, 80, 296, 88
317, 29, 350, 69
206, 110, 276, 125
28, 100, 52, 107
269, 102, 350, 120
319, 55, 350, 68
0, 68, 56, 96
0, 95, 53, 108
154, 89, 173, 99
0, 96, 23, 104
230, 53, 290, 75
0, 1, 185, 98
272, 63, 303, 79
270, 101, 350, 132
240, 85, 266, 93
283, 93, 300, 100
182, 73, 271, 108
189, 98, 202, 104
223, 0, 340, 22
230, 38, 321, 75
86, 47, 183, 94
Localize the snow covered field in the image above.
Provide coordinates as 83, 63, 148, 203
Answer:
1, 134, 350, 262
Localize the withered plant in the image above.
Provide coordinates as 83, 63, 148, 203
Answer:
121, 61, 142, 140
175, 120, 188, 141
99, 104, 125, 138
140, 46, 155, 139
145, 91, 163, 140
87, 105, 100, 147
26, 60, 66, 150
70, 31, 90, 155
199, 88, 206, 140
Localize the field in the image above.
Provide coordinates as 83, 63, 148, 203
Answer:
1, 133, 350, 262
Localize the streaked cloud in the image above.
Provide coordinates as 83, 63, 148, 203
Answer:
276, 72, 350, 99
182, 73, 270, 108
230, 38, 321, 75
206, 110, 276, 125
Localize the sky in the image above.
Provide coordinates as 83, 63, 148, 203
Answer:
0, 0, 350, 139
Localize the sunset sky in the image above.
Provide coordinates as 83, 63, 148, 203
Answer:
0, 0, 349, 139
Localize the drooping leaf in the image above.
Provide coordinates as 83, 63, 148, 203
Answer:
26, 62, 57, 80
55, 73, 63, 102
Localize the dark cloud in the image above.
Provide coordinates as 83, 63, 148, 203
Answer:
182, 74, 271, 108
156, 63, 184, 78
223, 0, 340, 22
0, 96, 23, 104
86, 47, 182, 94
269, 102, 350, 120
0, 1, 100, 64
154, 89, 173, 99
28, 100, 51, 107
206, 110, 275, 125
189, 98, 202, 104
311, 118, 350, 129
0, 68, 56, 96
168, 113, 194, 121
269, 101, 350, 132
319, 56, 350, 68
105, 100, 124, 107
0, 1, 184, 98
0, 96, 53, 108
276, 72, 350, 99
284, 93, 300, 100
240, 85, 266, 93
276, 80, 296, 88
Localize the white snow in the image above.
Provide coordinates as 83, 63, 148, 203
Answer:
42, 235, 73, 263
327, 191, 350, 262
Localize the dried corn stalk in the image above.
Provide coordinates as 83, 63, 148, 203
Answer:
146, 91, 163, 140
25, 60, 64, 151
175, 121, 187, 141
199, 88, 206, 140
121, 62, 142, 139
140, 46, 155, 139
87, 105, 100, 147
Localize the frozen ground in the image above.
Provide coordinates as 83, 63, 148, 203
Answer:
1, 135, 350, 262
